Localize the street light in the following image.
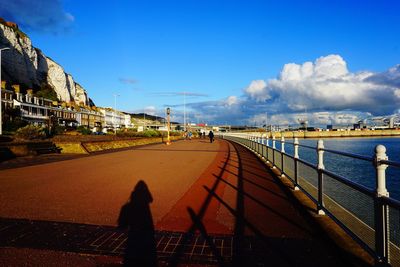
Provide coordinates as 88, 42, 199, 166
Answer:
183, 92, 186, 131
0, 47, 10, 135
113, 94, 120, 134
166, 107, 171, 145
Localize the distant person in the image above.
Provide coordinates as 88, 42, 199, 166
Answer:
118, 181, 156, 267
208, 130, 214, 143
202, 131, 206, 139
188, 131, 192, 140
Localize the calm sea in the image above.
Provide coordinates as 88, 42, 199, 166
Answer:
271, 137, 400, 200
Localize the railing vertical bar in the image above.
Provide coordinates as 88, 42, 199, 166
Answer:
272, 136, 276, 168
294, 137, 300, 190
374, 145, 390, 265
281, 136, 285, 175
317, 139, 325, 215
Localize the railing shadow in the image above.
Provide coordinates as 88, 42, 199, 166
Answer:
167, 139, 355, 266
167, 141, 232, 267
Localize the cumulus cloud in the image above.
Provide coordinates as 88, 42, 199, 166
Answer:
226, 96, 239, 106
248, 111, 370, 126
134, 55, 400, 127
0, 0, 74, 33
181, 55, 400, 126
244, 80, 269, 102
244, 55, 400, 116
366, 65, 400, 87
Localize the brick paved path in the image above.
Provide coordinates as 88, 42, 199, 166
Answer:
0, 139, 361, 266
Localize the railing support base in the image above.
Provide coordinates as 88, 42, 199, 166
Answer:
317, 209, 326, 215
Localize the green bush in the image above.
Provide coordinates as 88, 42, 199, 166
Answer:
142, 129, 161, 137
115, 129, 166, 138
77, 126, 92, 135
14, 125, 46, 140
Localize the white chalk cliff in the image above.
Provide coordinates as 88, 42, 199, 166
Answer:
0, 22, 89, 105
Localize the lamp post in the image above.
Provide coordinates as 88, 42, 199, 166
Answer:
113, 94, 119, 134
183, 91, 186, 131
166, 107, 171, 145
0, 47, 10, 135
143, 109, 146, 131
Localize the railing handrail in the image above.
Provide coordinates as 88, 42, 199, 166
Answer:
220, 133, 399, 265
246, 134, 400, 167
379, 159, 400, 168
323, 148, 374, 162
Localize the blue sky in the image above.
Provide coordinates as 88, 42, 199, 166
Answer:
1, 0, 400, 125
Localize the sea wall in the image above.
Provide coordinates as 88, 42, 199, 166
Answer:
55, 135, 182, 154
246, 129, 400, 139
0, 141, 58, 161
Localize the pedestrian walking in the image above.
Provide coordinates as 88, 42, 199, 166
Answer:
208, 130, 214, 143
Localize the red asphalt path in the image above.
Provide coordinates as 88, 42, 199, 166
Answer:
0, 138, 355, 266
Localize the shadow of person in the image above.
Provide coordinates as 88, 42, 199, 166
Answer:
118, 180, 157, 267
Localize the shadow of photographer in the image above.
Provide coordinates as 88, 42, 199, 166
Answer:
118, 180, 157, 267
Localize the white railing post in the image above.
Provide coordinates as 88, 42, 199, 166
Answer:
375, 145, 389, 197
261, 134, 265, 159
272, 136, 276, 167
280, 136, 285, 177
293, 138, 300, 190
374, 145, 390, 265
317, 139, 325, 215
265, 135, 270, 162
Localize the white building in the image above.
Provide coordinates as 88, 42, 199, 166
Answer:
13, 92, 53, 125
99, 108, 125, 129
124, 114, 133, 128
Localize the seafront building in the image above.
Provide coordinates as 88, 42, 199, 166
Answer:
0, 81, 132, 131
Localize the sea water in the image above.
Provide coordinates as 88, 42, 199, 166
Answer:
269, 137, 400, 200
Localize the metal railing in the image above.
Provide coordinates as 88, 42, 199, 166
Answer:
221, 132, 400, 266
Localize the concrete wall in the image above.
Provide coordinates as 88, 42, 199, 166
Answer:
246, 129, 400, 139
55, 135, 183, 154
0, 141, 58, 161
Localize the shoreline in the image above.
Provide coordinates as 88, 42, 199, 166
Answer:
246, 129, 400, 139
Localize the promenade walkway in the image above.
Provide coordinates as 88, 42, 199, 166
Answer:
0, 139, 365, 266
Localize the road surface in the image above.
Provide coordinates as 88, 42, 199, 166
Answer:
0, 139, 361, 266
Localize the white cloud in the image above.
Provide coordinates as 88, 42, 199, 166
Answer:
244, 55, 400, 116
136, 55, 400, 127
248, 111, 368, 126
144, 106, 156, 115
244, 80, 269, 102
226, 96, 239, 106
0, 0, 74, 33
